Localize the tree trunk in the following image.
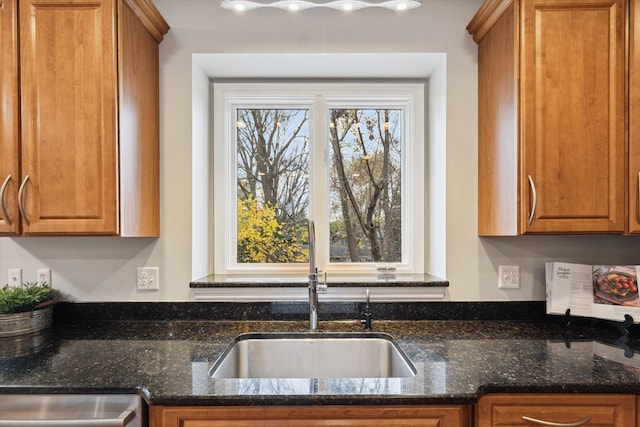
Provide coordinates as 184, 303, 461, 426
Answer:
329, 113, 361, 261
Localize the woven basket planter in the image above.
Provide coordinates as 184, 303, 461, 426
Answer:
0, 302, 54, 338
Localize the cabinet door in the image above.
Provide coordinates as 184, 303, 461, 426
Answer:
521, 0, 626, 233
150, 405, 472, 427
477, 394, 636, 426
630, 0, 640, 234
19, 0, 118, 234
0, 0, 19, 234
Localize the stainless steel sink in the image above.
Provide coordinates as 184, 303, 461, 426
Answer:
209, 332, 417, 379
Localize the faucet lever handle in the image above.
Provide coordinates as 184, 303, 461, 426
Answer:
361, 288, 372, 330
317, 271, 328, 294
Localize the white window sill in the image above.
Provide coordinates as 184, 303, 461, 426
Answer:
190, 274, 448, 302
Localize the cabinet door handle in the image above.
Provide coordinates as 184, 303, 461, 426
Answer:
521, 415, 590, 426
18, 174, 30, 226
528, 174, 537, 225
0, 174, 12, 226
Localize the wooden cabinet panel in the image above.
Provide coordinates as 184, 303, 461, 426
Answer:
476, 1, 518, 236
469, 0, 626, 235
150, 405, 472, 427
477, 394, 636, 426
0, 0, 19, 234
20, 0, 118, 234
118, 0, 161, 236
521, 0, 626, 233
630, 0, 640, 234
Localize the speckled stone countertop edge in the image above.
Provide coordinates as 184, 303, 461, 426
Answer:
475, 383, 640, 396
145, 393, 480, 406
0, 385, 478, 406
3, 384, 639, 407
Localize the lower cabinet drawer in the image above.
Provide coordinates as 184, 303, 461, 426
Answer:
476, 394, 636, 427
150, 405, 472, 427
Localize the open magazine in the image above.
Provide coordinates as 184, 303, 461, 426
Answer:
545, 262, 640, 323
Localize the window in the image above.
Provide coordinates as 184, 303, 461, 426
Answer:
213, 82, 425, 276
235, 107, 310, 264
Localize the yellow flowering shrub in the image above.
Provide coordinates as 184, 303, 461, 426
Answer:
237, 197, 308, 263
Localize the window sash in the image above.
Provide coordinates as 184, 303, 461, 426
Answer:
213, 82, 425, 276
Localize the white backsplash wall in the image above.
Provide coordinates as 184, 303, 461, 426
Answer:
1, 0, 639, 302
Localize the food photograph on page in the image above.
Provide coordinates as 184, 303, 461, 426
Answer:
593, 265, 640, 307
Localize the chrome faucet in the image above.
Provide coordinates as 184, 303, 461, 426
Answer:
308, 219, 327, 330
361, 288, 372, 330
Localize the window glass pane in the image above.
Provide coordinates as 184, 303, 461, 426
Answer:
236, 108, 310, 263
328, 108, 402, 263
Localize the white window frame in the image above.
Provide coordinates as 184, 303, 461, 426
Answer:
213, 82, 425, 276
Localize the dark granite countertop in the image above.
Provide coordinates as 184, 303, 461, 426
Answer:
2, 318, 640, 406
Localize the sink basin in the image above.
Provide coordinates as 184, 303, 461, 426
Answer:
209, 332, 417, 379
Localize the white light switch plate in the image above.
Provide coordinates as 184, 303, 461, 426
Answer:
137, 267, 159, 291
37, 268, 51, 286
8, 268, 22, 286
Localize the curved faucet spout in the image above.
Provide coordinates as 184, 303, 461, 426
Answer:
308, 219, 316, 276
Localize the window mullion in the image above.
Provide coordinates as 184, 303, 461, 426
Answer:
310, 95, 329, 272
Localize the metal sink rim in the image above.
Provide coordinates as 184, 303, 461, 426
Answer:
209, 331, 417, 379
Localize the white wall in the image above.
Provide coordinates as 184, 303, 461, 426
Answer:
2, 0, 639, 302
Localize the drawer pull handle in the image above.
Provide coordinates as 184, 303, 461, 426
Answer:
0, 174, 11, 225
521, 415, 590, 426
527, 174, 537, 225
18, 174, 30, 226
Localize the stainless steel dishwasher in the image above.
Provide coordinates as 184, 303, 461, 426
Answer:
0, 394, 145, 427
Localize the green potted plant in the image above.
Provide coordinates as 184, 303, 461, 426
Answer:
0, 282, 58, 337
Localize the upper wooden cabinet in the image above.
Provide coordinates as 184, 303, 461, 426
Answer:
467, 0, 627, 235
0, 0, 168, 236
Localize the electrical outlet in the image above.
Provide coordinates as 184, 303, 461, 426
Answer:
8, 268, 22, 286
498, 265, 520, 289
37, 268, 52, 286
137, 267, 159, 291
